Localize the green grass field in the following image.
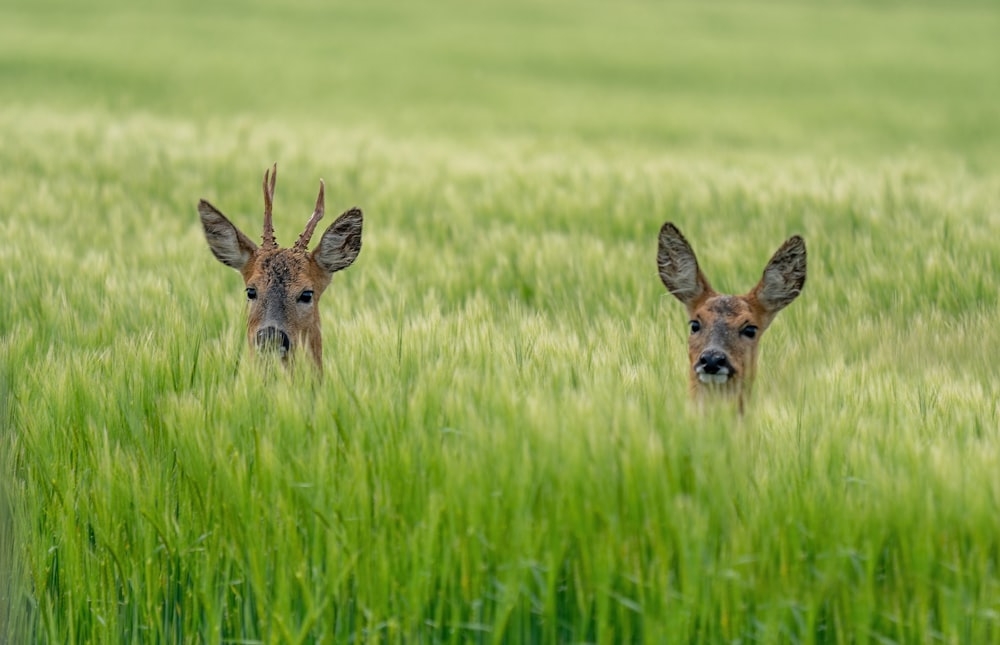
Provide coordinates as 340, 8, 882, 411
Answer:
2, 0, 999, 642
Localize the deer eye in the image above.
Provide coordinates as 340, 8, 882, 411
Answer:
741, 325, 758, 339
689, 320, 701, 334
298, 290, 314, 304
246, 287, 257, 300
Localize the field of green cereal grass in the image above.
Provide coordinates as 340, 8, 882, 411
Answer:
2, 0, 999, 642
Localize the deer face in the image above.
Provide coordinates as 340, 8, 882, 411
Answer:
657, 222, 806, 409
199, 165, 363, 367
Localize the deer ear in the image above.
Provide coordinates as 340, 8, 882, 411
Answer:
752, 235, 806, 316
198, 200, 258, 271
657, 222, 712, 308
313, 207, 363, 274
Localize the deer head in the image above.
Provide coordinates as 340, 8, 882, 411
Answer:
657, 222, 806, 411
198, 164, 363, 367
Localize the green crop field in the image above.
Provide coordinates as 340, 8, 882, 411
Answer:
2, 0, 999, 642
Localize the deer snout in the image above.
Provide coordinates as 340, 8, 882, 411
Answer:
256, 326, 291, 358
695, 350, 733, 385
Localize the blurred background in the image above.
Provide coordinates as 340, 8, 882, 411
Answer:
1, 0, 997, 164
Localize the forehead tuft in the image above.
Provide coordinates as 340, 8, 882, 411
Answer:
253, 248, 312, 284
703, 295, 751, 318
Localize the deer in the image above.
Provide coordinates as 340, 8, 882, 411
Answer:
657, 222, 806, 412
198, 164, 363, 367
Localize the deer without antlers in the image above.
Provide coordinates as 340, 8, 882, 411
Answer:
657, 223, 806, 412
198, 164, 363, 367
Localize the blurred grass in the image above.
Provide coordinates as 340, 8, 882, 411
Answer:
1, 0, 998, 161
2, 0, 1000, 642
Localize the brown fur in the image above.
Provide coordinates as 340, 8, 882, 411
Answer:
198, 165, 363, 367
657, 222, 806, 412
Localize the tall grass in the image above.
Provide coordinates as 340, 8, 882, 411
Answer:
3, 111, 998, 641
2, 0, 999, 641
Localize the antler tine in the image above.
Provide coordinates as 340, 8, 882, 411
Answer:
261, 163, 278, 250
294, 179, 325, 251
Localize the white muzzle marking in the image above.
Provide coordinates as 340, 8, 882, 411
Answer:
696, 366, 731, 385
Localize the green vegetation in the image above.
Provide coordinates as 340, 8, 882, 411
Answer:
1, 0, 998, 642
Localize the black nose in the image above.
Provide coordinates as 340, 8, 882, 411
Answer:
256, 327, 291, 354
697, 351, 732, 374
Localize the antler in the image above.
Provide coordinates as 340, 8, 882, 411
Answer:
261, 163, 278, 250
294, 180, 325, 251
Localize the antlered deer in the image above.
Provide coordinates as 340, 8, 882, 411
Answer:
198, 164, 363, 367
657, 223, 806, 412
